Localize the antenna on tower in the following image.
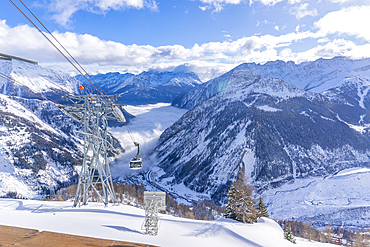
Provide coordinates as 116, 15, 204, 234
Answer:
59, 92, 127, 207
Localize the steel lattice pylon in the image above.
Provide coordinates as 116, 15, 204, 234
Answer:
59, 94, 126, 207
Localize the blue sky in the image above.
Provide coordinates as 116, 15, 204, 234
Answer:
1, 0, 370, 79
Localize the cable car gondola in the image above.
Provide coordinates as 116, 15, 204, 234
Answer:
130, 142, 143, 169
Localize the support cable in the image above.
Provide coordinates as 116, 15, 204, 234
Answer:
8, 0, 105, 97
9, 0, 138, 146
18, 0, 110, 100
34, 1, 103, 92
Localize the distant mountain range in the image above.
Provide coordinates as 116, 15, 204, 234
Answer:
75, 71, 203, 105
173, 56, 370, 110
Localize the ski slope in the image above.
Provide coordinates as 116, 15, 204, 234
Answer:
0, 198, 336, 247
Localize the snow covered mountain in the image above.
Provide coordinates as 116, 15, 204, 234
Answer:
0, 95, 82, 198
232, 56, 370, 94
154, 69, 370, 201
0, 59, 123, 198
0, 59, 82, 101
151, 67, 370, 230
76, 70, 203, 105
173, 56, 370, 111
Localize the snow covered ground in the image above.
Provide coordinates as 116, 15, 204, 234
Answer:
0, 198, 336, 247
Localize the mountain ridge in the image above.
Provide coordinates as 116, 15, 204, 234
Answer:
173, 56, 370, 110
76, 70, 203, 105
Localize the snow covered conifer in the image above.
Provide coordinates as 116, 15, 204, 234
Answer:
224, 181, 238, 220
256, 196, 269, 218
224, 169, 257, 223
284, 225, 296, 244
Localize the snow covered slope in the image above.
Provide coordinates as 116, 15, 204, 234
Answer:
155, 64, 370, 230
0, 198, 336, 247
76, 70, 203, 105
235, 57, 370, 93
0, 94, 83, 198
0, 59, 81, 100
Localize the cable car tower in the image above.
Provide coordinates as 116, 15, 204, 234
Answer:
9, 0, 144, 207
59, 91, 127, 207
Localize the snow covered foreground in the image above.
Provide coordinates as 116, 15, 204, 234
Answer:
0, 199, 335, 247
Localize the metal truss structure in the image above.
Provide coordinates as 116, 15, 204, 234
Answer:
142, 191, 166, 236
59, 94, 126, 207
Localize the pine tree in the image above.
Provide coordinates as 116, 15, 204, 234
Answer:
224, 181, 238, 220
224, 169, 257, 223
256, 196, 269, 218
284, 225, 297, 244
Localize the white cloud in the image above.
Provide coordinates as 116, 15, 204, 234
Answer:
279, 48, 292, 57
274, 26, 279, 31
199, 5, 208, 11
45, 0, 158, 27
314, 5, 370, 41
289, 39, 370, 63
288, 0, 301, 4
289, 3, 318, 19
2, 3, 370, 82
110, 103, 188, 176
200, 0, 243, 4
0, 20, 61, 61
199, 0, 242, 12
249, 0, 284, 5
328, 0, 354, 3
317, 38, 330, 43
